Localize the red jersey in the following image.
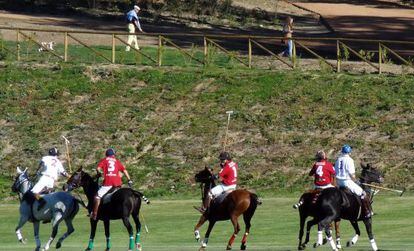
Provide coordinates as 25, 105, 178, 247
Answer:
219, 161, 238, 186
97, 156, 126, 186
309, 160, 335, 186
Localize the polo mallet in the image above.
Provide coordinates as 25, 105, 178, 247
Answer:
223, 110, 234, 151
362, 183, 406, 197
140, 211, 149, 233
62, 136, 72, 173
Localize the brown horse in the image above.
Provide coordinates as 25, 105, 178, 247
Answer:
193, 167, 261, 250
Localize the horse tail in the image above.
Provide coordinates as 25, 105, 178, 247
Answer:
132, 190, 150, 205
249, 192, 262, 208
74, 197, 87, 209
293, 193, 306, 209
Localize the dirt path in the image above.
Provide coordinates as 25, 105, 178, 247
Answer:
294, 0, 414, 40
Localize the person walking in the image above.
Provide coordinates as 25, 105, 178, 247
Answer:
281, 16, 294, 58
126, 5, 144, 51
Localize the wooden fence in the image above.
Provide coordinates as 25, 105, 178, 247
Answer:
1, 26, 413, 74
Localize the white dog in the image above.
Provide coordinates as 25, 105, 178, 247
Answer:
38, 41, 55, 52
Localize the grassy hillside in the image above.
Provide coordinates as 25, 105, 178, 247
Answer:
0, 62, 413, 198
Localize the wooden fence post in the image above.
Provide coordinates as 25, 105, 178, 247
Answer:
112, 33, 116, 64
378, 43, 382, 74
16, 29, 20, 61
204, 36, 208, 65
64, 32, 68, 62
336, 40, 341, 73
248, 38, 252, 68
292, 40, 296, 68
158, 35, 162, 67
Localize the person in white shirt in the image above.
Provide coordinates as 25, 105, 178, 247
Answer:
334, 144, 371, 218
31, 147, 68, 209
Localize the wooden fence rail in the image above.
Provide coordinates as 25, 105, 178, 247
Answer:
0, 26, 413, 74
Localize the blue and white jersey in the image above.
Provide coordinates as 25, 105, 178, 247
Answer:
334, 154, 355, 180
126, 10, 142, 30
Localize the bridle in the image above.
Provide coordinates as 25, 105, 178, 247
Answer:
360, 168, 383, 203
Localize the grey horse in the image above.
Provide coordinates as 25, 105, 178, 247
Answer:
12, 167, 80, 251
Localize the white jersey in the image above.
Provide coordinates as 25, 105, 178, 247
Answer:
334, 154, 355, 180
39, 156, 66, 181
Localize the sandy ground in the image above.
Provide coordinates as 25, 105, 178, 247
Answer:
294, 0, 414, 41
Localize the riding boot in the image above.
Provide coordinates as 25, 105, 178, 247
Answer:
35, 194, 47, 211
196, 196, 211, 214
361, 196, 372, 219
91, 198, 101, 220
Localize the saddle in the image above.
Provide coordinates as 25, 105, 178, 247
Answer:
338, 187, 354, 208
101, 187, 121, 205
213, 190, 234, 205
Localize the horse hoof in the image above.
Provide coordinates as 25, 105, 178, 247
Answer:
19, 238, 27, 244
322, 238, 328, 245
226, 245, 232, 250
298, 244, 306, 250
346, 241, 352, 247
313, 243, 321, 248
241, 244, 247, 250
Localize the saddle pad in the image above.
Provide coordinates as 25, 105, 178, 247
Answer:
213, 190, 234, 205
102, 187, 120, 205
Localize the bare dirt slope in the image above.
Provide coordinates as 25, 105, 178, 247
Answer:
294, 0, 414, 40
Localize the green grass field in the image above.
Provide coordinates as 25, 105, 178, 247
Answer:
0, 195, 413, 251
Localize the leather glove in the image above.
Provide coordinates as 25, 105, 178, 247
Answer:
128, 180, 133, 188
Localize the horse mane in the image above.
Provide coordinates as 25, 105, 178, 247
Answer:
21, 191, 36, 204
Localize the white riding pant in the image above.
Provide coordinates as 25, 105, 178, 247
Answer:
337, 179, 364, 197
126, 23, 139, 51
209, 184, 236, 198
96, 186, 113, 199
31, 175, 54, 193
314, 183, 334, 189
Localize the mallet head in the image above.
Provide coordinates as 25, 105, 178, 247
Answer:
62, 135, 70, 144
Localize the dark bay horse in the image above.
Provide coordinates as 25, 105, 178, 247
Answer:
65, 167, 149, 251
12, 167, 80, 251
193, 167, 261, 250
295, 163, 383, 251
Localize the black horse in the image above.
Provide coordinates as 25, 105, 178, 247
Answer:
296, 163, 384, 251
193, 166, 261, 250
66, 167, 149, 251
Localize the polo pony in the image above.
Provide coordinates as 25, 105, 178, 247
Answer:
12, 167, 80, 251
193, 166, 261, 250
295, 163, 384, 251
65, 167, 149, 251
